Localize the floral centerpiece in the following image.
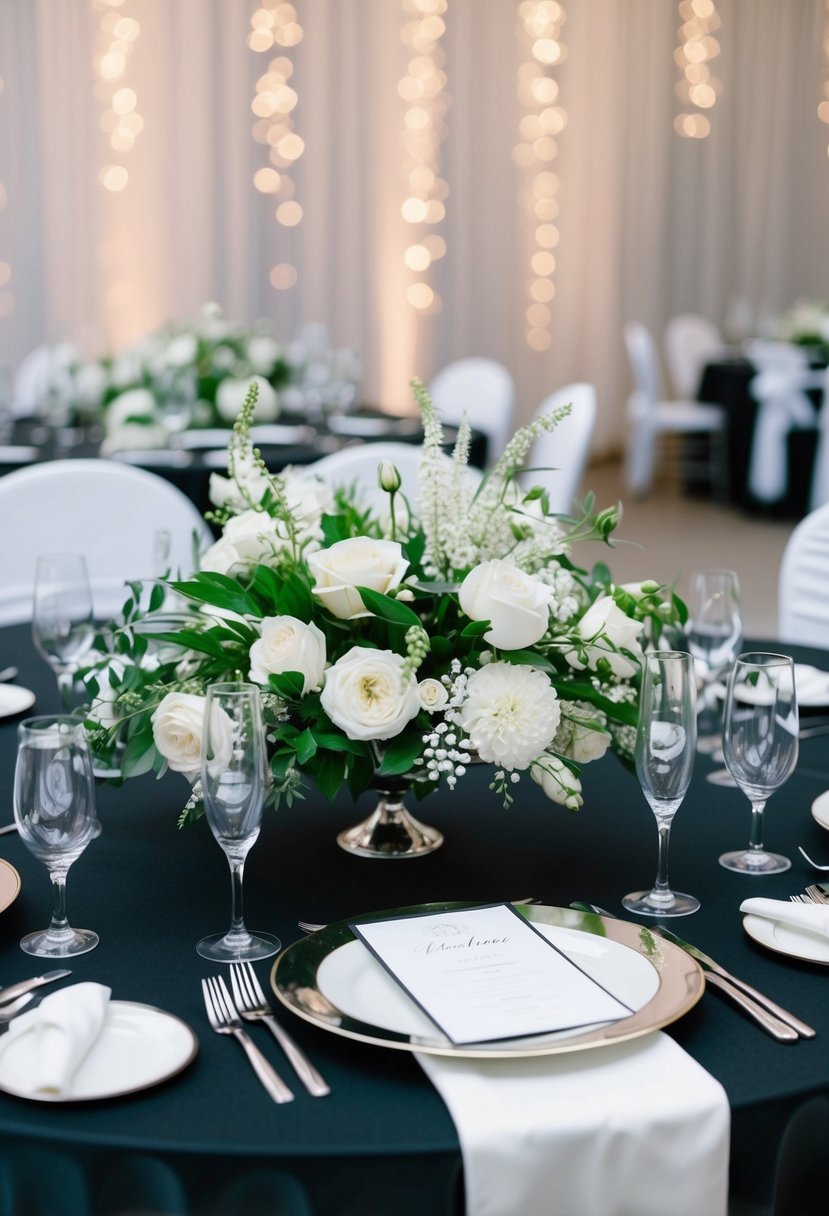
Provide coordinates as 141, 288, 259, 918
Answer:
83, 378, 683, 852
776, 299, 829, 362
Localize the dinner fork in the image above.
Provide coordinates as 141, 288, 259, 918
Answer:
230, 961, 331, 1098
201, 976, 294, 1104
791, 885, 829, 905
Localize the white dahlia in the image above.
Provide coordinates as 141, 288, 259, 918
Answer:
457, 662, 560, 771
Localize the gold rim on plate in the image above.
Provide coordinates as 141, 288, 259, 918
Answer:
270, 902, 705, 1059
0, 858, 21, 917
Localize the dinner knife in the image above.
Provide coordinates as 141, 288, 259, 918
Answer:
0, 969, 72, 1005
647, 927, 815, 1039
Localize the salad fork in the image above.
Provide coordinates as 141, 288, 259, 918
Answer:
201, 976, 294, 1104
230, 961, 330, 1097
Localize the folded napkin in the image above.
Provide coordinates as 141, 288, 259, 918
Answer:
740, 898, 829, 938
0, 982, 110, 1095
417, 1031, 729, 1216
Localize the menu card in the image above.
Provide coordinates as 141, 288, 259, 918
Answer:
350, 904, 633, 1045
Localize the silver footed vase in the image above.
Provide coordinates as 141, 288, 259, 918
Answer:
337, 774, 443, 860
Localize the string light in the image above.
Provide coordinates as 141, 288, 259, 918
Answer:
250, 4, 303, 292
0, 73, 12, 319
819, 1, 829, 158
92, 0, 143, 191
515, 2, 567, 352
399, 0, 450, 316
674, 0, 721, 139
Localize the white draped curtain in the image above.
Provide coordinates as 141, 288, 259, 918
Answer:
0, 0, 827, 455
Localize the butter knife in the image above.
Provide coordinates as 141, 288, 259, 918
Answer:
0, 970, 72, 1005
649, 927, 815, 1039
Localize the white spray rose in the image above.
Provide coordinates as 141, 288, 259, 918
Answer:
151, 692, 231, 779
105, 388, 156, 432
249, 616, 327, 694
565, 596, 644, 679
165, 334, 198, 368
309, 537, 409, 620
418, 678, 448, 713
459, 560, 554, 650
531, 754, 583, 810
216, 375, 279, 423
200, 510, 284, 576
321, 647, 420, 741
458, 662, 560, 771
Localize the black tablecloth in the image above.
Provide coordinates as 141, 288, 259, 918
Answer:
0, 628, 828, 1215
698, 360, 822, 519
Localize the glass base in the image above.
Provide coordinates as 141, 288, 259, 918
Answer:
705, 768, 737, 787
196, 929, 280, 963
719, 849, 791, 874
20, 927, 99, 957
621, 889, 700, 917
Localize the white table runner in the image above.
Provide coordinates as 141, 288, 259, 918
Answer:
418, 1031, 729, 1216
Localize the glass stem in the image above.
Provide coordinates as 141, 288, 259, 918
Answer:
653, 818, 674, 896
49, 871, 70, 937
57, 670, 73, 712
748, 800, 767, 854
228, 859, 247, 937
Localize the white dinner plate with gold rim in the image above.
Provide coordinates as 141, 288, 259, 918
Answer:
270, 902, 704, 1059
0, 858, 20, 916
811, 790, 829, 832
742, 914, 829, 966
0, 685, 35, 721
0, 1002, 198, 1102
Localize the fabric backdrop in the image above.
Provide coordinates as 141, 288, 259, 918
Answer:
0, 0, 827, 455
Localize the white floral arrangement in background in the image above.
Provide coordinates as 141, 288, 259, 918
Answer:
776, 298, 829, 359
82, 378, 683, 822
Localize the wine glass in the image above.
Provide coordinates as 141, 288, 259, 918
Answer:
720, 652, 798, 874
622, 650, 699, 916
157, 370, 196, 446
685, 569, 742, 755
196, 682, 280, 962
13, 716, 100, 957
32, 554, 95, 711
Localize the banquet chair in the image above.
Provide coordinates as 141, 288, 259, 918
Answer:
299, 440, 483, 521
663, 313, 724, 399
524, 382, 597, 515
0, 459, 212, 625
11, 344, 71, 419
429, 357, 515, 465
778, 501, 829, 647
623, 321, 725, 498
744, 343, 820, 504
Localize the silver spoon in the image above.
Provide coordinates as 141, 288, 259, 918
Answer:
797, 846, 829, 871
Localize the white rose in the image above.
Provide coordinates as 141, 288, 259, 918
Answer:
249, 616, 327, 694
459, 560, 553, 651
531, 754, 583, 810
458, 662, 560, 771
166, 334, 198, 368
321, 646, 420, 741
151, 692, 231, 778
309, 537, 409, 620
199, 535, 243, 577
216, 375, 279, 423
554, 702, 612, 764
105, 388, 156, 432
281, 468, 334, 537
74, 363, 108, 409
565, 596, 645, 678
247, 335, 282, 373
418, 678, 448, 713
208, 451, 271, 511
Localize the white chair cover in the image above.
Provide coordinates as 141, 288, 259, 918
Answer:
525, 383, 597, 515
429, 357, 515, 465
0, 459, 213, 625
664, 313, 723, 399
745, 343, 816, 503
809, 368, 829, 512
778, 501, 829, 646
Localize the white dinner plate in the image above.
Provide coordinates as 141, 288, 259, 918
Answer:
272, 903, 704, 1059
812, 790, 829, 831
0, 685, 35, 721
0, 858, 21, 916
0, 1001, 198, 1102
742, 913, 829, 966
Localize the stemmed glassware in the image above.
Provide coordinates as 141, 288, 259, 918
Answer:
623, 650, 699, 917
197, 682, 280, 963
13, 716, 100, 957
685, 569, 742, 755
157, 370, 196, 446
32, 554, 95, 711
720, 652, 798, 874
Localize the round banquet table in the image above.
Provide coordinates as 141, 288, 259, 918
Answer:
0, 627, 828, 1216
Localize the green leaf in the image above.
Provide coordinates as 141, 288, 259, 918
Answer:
149, 583, 166, 612
251, 564, 282, 610
171, 573, 259, 617
346, 751, 376, 799
311, 731, 367, 755
503, 649, 557, 674
376, 730, 424, 776
460, 619, 491, 638
294, 728, 318, 765
356, 586, 421, 628
121, 734, 157, 779
309, 751, 347, 801
148, 629, 227, 659
267, 670, 305, 700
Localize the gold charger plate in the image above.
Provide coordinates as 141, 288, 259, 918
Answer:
270, 902, 705, 1059
0, 858, 21, 916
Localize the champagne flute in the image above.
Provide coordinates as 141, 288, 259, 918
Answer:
685, 569, 742, 755
32, 554, 95, 711
197, 682, 280, 962
623, 650, 699, 916
720, 652, 798, 874
13, 716, 100, 957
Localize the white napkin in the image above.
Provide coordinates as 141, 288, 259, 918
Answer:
418, 1031, 729, 1216
0, 982, 110, 1095
740, 898, 829, 938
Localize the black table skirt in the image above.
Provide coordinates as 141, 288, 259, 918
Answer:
0, 628, 828, 1215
